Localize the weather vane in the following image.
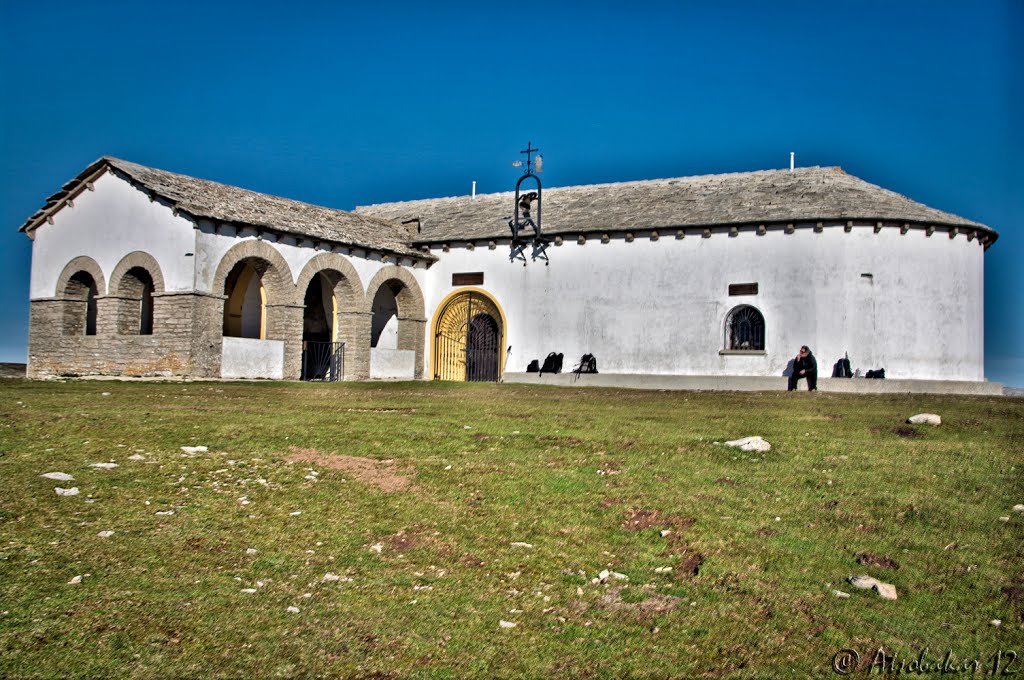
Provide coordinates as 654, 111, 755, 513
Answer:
507, 141, 549, 265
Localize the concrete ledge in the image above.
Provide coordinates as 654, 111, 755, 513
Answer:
501, 372, 1003, 396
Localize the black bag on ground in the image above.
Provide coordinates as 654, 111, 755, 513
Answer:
574, 353, 598, 375
832, 356, 853, 378
526, 359, 540, 373
865, 368, 886, 379
539, 352, 563, 374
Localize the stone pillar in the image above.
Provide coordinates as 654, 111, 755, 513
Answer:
266, 303, 304, 380
180, 293, 226, 379
397, 316, 427, 379
337, 310, 372, 380
94, 296, 119, 336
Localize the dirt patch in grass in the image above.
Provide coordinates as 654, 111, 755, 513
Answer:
459, 553, 485, 567
621, 509, 695, 534
598, 588, 681, 616
382, 530, 423, 552
855, 551, 900, 570
755, 528, 778, 538
892, 426, 920, 438
676, 552, 705, 577
344, 407, 417, 414
287, 446, 413, 492
538, 435, 587, 446
715, 477, 739, 486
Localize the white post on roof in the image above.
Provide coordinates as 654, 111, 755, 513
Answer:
790, 152, 795, 173
472, 181, 477, 199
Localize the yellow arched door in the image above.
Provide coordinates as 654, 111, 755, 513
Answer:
433, 290, 505, 381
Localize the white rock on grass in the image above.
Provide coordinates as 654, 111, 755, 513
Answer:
155, 510, 174, 516
322, 573, 341, 582
286, 606, 300, 613
847, 575, 898, 601
906, 413, 941, 426
991, 619, 1002, 627
41, 472, 74, 481
96, 531, 115, 538
245, 548, 258, 555
91, 463, 119, 469
240, 588, 257, 594
67, 575, 83, 584
832, 590, 851, 598
127, 454, 146, 461
55, 487, 80, 496
499, 620, 517, 629
1013, 504, 1024, 514
180, 446, 208, 454
722, 436, 772, 453
510, 542, 533, 549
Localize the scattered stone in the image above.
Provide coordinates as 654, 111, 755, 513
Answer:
722, 436, 772, 453
128, 454, 146, 461
245, 548, 257, 555
55, 487, 79, 496
286, 606, 300, 613
990, 619, 1002, 627
322, 573, 341, 582
847, 575, 898, 600
654, 567, 673, 574
240, 588, 257, 594
180, 446, 208, 454
499, 620, 517, 628
1014, 504, 1024, 514
91, 463, 119, 469
510, 542, 533, 549
290, 511, 302, 516
660, 530, 671, 537
101, 392, 111, 397
41, 472, 74, 481
68, 575, 83, 584
96, 531, 114, 538
833, 590, 851, 598
370, 543, 383, 553
906, 413, 941, 426
998, 516, 1010, 522
155, 510, 174, 516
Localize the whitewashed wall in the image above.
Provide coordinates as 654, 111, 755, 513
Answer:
423, 226, 986, 381
29, 173, 197, 297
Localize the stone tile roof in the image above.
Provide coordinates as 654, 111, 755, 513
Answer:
19, 157, 431, 260
356, 166, 995, 243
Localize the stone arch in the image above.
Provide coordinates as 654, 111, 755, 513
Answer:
295, 253, 367, 380
363, 265, 426, 379
55, 256, 105, 336
212, 240, 294, 304
109, 252, 165, 335
55, 256, 106, 298
109, 251, 166, 296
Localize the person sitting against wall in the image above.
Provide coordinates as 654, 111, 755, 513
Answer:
788, 345, 818, 391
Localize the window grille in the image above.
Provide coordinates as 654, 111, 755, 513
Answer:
726, 305, 765, 351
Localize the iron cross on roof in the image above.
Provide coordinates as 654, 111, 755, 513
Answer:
520, 141, 541, 175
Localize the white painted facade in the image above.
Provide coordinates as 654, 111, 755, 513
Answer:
24, 164, 992, 385
420, 226, 986, 381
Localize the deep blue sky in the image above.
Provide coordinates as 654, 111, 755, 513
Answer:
1, 1, 1020, 385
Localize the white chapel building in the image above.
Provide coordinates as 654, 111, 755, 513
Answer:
18, 156, 1000, 393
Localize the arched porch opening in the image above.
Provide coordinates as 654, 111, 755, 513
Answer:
365, 267, 426, 380
115, 267, 155, 335
223, 260, 267, 339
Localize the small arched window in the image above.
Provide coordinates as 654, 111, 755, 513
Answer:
725, 305, 765, 351
64, 272, 98, 336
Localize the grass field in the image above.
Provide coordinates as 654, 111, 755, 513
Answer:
1, 379, 1022, 678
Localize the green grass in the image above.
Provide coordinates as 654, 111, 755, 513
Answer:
0, 379, 1021, 678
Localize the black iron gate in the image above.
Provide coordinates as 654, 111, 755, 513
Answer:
466, 314, 500, 382
301, 341, 344, 381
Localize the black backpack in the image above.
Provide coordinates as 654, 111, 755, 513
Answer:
865, 368, 886, 379
526, 359, 540, 373
575, 353, 598, 375
539, 352, 563, 374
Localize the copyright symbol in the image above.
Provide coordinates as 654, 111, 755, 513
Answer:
832, 648, 860, 675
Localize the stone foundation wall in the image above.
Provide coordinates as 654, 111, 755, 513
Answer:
26, 292, 221, 378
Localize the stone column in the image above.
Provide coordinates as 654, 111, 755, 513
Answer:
183, 293, 226, 378
266, 303, 305, 380
337, 310, 372, 380
94, 296, 119, 336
